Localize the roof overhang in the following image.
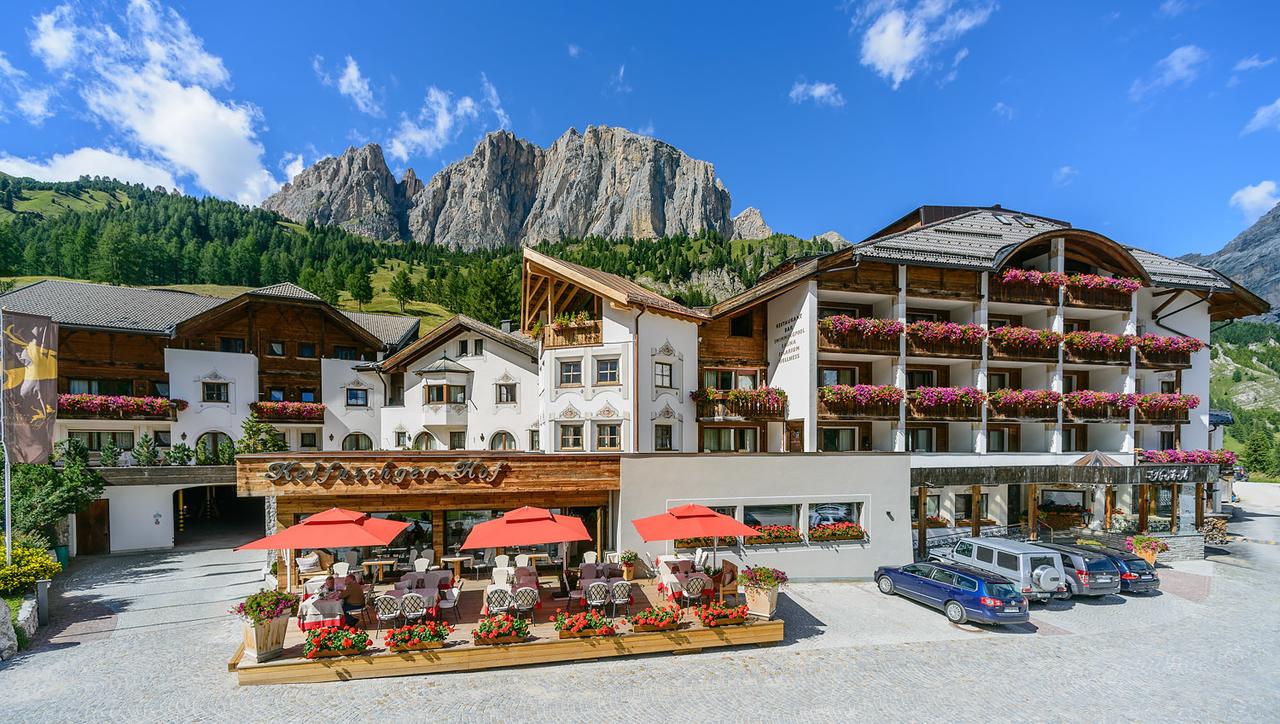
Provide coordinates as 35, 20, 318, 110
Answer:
173, 293, 384, 349
993, 229, 1153, 285
380, 315, 537, 372
911, 463, 1217, 488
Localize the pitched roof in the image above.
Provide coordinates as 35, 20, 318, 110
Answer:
854, 209, 1068, 269
379, 314, 537, 372
0, 280, 224, 334
419, 356, 472, 374
248, 282, 322, 301
340, 310, 420, 349
524, 248, 705, 321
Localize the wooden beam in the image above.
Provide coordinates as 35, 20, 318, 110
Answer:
1138, 485, 1150, 533
969, 484, 981, 537
1105, 487, 1115, 531
916, 487, 927, 557
1027, 484, 1038, 540
1169, 484, 1179, 533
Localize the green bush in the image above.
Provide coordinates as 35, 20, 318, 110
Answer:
0, 545, 62, 595
217, 439, 236, 465
98, 437, 121, 467
133, 433, 159, 466
163, 442, 194, 466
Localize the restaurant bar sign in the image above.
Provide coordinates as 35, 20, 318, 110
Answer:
264, 459, 510, 488
1142, 465, 1192, 483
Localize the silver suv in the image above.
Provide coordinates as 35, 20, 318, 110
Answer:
1034, 543, 1122, 598
931, 537, 1068, 603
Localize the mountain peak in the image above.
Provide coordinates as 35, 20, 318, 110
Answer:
1180, 202, 1280, 310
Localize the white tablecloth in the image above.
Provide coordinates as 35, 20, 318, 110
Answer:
297, 593, 345, 630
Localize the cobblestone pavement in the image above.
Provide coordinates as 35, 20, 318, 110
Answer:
4, 498, 1280, 723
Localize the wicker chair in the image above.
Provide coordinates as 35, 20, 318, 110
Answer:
485, 588, 513, 616
585, 581, 610, 612
511, 586, 539, 619
610, 580, 632, 617
400, 592, 427, 623
373, 595, 402, 634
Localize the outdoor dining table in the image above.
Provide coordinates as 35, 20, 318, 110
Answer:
384, 587, 439, 607
361, 558, 397, 583
666, 571, 714, 602
440, 555, 472, 579
297, 592, 345, 630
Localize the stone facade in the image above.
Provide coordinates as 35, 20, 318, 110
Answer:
1074, 529, 1206, 562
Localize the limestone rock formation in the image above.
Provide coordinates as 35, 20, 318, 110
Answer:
816, 230, 849, 245
1181, 202, 1280, 308
261, 144, 400, 240
730, 207, 773, 240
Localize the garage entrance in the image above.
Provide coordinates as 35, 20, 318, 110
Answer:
173, 485, 264, 548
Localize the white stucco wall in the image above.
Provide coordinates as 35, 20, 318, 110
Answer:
321, 359, 383, 451
635, 312, 699, 453
767, 281, 818, 451
100, 483, 210, 552
166, 349, 257, 448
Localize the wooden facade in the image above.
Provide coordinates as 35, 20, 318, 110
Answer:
697, 304, 767, 369
57, 329, 170, 395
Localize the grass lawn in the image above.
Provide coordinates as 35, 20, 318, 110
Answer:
3, 592, 27, 650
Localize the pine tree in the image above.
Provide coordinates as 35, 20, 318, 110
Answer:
132, 433, 159, 466
98, 436, 121, 467
235, 413, 288, 454
1241, 426, 1274, 473
388, 266, 416, 312
346, 267, 374, 310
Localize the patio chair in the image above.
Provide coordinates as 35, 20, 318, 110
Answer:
373, 595, 402, 634
472, 549, 495, 580
610, 580, 632, 617
485, 588, 513, 616
718, 561, 740, 604
494, 554, 511, 569
414, 557, 430, 573
332, 561, 350, 577
585, 581, 610, 612
582, 551, 598, 564
396, 548, 418, 572
680, 576, 706, 608
511, 586, 539, 620
580, 563, 599, 580
605, 551, 620, 564
492, 567, 513, 586
400, 593, 428, 624
694, 548, 710, 570
438, 581, 463, 622
343, 550, 359, 568
514, 554, 531, 568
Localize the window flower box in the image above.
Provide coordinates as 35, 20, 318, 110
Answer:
988, 326, 1063, 362
817, 316, 903, 354
743, 524, 803, 546
249, 401, 326, 421
1064, 274, 1141, 310
626, 606, 682, 632
58, 394, 186, 420
302, 626, 371, 659
543, 314, 603, 348
1063, 390, 1132, 421
988, 389, 1061, 421
1137, 448, 1235, 465
1131, 392, 1198, 424
990, 268, 1066, 305
912, 515, 952, 530
471, 614, 530, 645
1133, 333, 1203, 368
906, 321, 986, 358
1063, 331, 1134, 364
908, 386, 985, 420
384, 621, 453, 652
817, 384, 902, 419
693, 386, 786, 420
807, 522, 866, 542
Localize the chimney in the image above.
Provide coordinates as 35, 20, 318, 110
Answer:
500, 319, 516, 333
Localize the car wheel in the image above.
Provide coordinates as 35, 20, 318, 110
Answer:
877, 576, 895, 595
1060, 583, 1073, 601
945, 600, 967, 624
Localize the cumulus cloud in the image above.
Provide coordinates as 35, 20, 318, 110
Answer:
314, 54, 381, 116
279, 151, 305, 182
1242, 97, 1280, 135
29, 4, 77, 71
789, 80, 845, 107
480, 72, 509, 129
0, 51, 56, 124
0, 146, 179, 189
1229, 180, 1278, 223
1129, 45, 1208, 101
387, 87, 479, 162
1052, 165, 1078, 187
855, 0, 995, 89
992, 101, 1014, 120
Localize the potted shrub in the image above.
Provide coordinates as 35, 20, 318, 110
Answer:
302, 625, 371, 659
619, 550, 639, 580
738, 566, 788, 619
626, 605, 682, 632
384, 621, 453, 652
693, 600, 750, 627
1126, 535, 1169, 566
550, 609, 616, 639
471, 613, 530, 645
229, 588, 298, 663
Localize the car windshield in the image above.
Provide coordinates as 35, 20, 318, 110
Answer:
986, 582, 1019, 599
1086, 558, 1119, 574
1124, 558, 1152, 572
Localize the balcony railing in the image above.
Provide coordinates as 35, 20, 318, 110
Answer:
249, 401, 326, 422
1135, 348, 1193, 369
987, 402, 1059, 422
817, 327, 900, 355
989, 280, 1059, 306
1134, 408, 1191, 425
694, 389, 787, 421
987, 328, 1062, 363
543, 320, 603, 349
1062, 403, 1130, 423
904, 322, 985, 360
906, 388, 985, 421
1064, 285, 1133, 311
57, 394, 185, 421
1062, 332, 1132, 365
817, 385, 902, 420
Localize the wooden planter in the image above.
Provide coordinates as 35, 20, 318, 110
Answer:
389, 640, 446, 652
558, 629, 615, 639
311, 648, 366, 658
1135, 549, 1158, 567
704, 616, 748, 627
809, 535, 867, 543
744, 585, 779, 620
241, 614, 290, 663
473, 635, 528, 646
631, 621, 680, 633
622, 563, 635, 581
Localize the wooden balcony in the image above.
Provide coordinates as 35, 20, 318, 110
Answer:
817, 327, 900, 356
817, 398, 900, 420
696, 393, 787, 421
987, 338, 1059, 363
57, 395, 181, 421
1064, 286, 1133, 311
1136, 348, 1193, 369
543, 320, 603, 349
1064, 346, 1130, 365
907, 399, 982, 421
904, 335, 982, 360
987, 402, 1059, 422
989, 281, 1059, 306
1134, 408, 1190, 425
1063, 404, 1130, 423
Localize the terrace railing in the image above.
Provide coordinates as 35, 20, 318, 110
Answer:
906, 399, 982, 421
1136, 348, 1194, 369
987, 337, 1059, 363
987, 401, 1060, 422
696, 392, 787, 421
543, 320, 603, 349
817, 398, 900, 420
989, 281, 1059, 306
1063, 345, 1131, 365
1064, 285, 1133, 311
1063, 403, 1130, 423
817, 327, 900, 355
1134, 407, 1191, 425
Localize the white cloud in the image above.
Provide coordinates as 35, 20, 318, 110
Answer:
387, 87, 479, 162
567, 44, 581, 59
1234, 54, 1276, 72
1229, 180, 1278, 223
789, 80, 845, 107
855, 1, 995, 89
314, 54, 381, 116
29, 4, 76, 71
279, 151, 305, 182
0, 146, 178, 189
992, 101, 1014, 120
939, 47, 969, 85
0, 51, 56, 124
1129, 45, 1208, 101
609, 64, 632, 94
635, 120, 655, 136
1052, 165, 1078, 187
1158, 0, 1190, 17
1242, 97, 1280, 134
480, 72, 510, 129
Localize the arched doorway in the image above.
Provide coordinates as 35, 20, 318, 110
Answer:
412, 432, 436, 450
489, 431, 517, 450
171, 485, 263, 548
342, 432, 373, 451
195, 431, 232, 463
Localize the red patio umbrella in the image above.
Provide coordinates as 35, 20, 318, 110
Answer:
236, 507, 411, 591
631, 504, 759, 575
459, 506, 591, 550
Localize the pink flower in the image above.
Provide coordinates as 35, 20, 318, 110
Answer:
906, 321, 987, 344
911, 386, 986, 407
1131, 333, 1205, 354
989, 326, 1063, 349
818, 384, 904, 407
819, 316, 904, 338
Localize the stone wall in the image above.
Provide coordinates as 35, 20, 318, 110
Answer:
1072, 529, 1205, 562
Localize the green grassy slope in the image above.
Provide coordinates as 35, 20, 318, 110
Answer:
0, 187, 128, 222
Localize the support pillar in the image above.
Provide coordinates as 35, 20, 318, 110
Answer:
969, 485, 982, 537
1195, 483, 1205, 530
1138, 485, 1150, 534
1104, 487, 1115, 531
1027, 484, 1039, 540
1169, 484, 1179, 533
916, 487, 928, 558
431, 510, 446, 564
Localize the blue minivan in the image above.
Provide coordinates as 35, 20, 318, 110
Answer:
875, 561, 1029, 625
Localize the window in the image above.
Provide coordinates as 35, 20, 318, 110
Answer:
496, 383, 517, 404
956, 576, 979, 592
654, 423, 673, 451
1062, 425, 1085, 452
69, 378, 133, 395
154, 431, 171, 447
595, 358, 619, 384
654, 362, 673, 389
1062, 373, 1083, 394
458, 339, 469, 357
701, 426, 758, 452
929, 568, 959, 586
267, 387, 285, 402
808, 502, 860, 527
387, 373, 405, 407
1062, 319, 1088, 333
559, 360, 582, 386
1159, 430, 1175, 449
907, 310, 943, 323
703, 369, 757, 391
267, 340, 285, 356
976, 546, 995, 564
300, 388, 316, 403
489, 431, 517, 450
297, 342, 317, 359
956, 493, 989, 521
905, 370, 936, 390
911, 494, 940, 521
202, 382, 229, 403
449, 431, 466, 450
1160, 380, 1177, 394
153, 382, 170, 398
996, 551, 1019, 571
559, 423, 584, 450
819, 306, 861, 320
447, 385, 466, 404
905, 427, 935, 452
346, 388, 369, 407
341, 433, 373, 451
300, 432, 317, 449
730, 312, 754, 337
988, 316, 1014, 329
69, 431, 134, 452
427, 385, 445, 403
819, 367, 857, 387
820, 427, 859, 452
220, 337, 245, 354
334, 346, 358, 361
395, 431, 408, 448
954, 541, 974, 558
1040, 489, 1085, 509
596, 423, 621, 451
743, 504, 798, 529
988, 428, 1009, 453
987, 372, 1010, 391
473, 339, 484, 356
529, 429, 540, 451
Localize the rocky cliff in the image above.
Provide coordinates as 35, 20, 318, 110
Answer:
262, 126, 734, 249
730, 207, 772, 240
1181, 202, 1280, 308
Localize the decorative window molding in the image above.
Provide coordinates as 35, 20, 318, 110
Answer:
650, 339, 684, 401
650, 402, 683, 423
556, 402, 582, 420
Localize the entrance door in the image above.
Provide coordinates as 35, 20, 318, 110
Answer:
786, 421, 804, 452
77, 499, 110, 554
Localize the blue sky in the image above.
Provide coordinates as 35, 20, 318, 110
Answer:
0, 1, 1278, 258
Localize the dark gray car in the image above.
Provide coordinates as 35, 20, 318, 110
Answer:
1036, 543, 1122, 598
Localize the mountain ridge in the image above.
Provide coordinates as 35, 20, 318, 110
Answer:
1180, 202, 1280, 312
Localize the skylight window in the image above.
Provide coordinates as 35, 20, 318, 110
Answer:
992, 213, 1012, 225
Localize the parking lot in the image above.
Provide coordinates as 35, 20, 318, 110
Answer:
3, 487, 1279, 722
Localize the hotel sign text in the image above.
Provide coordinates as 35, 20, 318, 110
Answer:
264, 459, 510, 487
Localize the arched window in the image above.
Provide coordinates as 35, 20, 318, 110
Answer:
412, 432, 436, 450
195, 431, 232, 462
342, 433, 373, 451
489, 431, 517, 450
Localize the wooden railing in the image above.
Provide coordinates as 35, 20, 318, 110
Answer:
1064, 286, 1133, 311
543, 320, 603, 349
907, 400, 982, 421
1064, 346, 1130, 365
989, 281, 1059, 306
817, 328, 900, 355
1134, 408, 1191, 425
987, 338, 1058, 363
1136, 348, 1193, 369
696, 393, 787, 421
1063, 404, 1130, 422
905, 335, 983, 359
987, 402, 1059, 422
817, 398, 900, 420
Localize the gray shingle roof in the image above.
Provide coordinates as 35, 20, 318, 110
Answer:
1124, 247, 1231, 291
249, 282, 321, 301
419, 356, 472, 374
340, 310, 420, 348
0, 280, 224, 334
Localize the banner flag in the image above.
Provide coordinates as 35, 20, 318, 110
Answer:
2, 310, 58, 464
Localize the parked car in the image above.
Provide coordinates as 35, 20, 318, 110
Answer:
1093, 547, 1161, 594
1033, 543, 1123, 598
930, 537, 1067, 602
875, 561, 1029, 625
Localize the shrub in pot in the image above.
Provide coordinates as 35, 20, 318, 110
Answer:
737, 566, 788, 620
229, 589, 298, 663
619, 550, 639, 580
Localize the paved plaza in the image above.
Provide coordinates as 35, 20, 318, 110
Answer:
4, 488, 1280, 723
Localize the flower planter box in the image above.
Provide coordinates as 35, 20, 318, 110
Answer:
989, 281, 1058, 306
817, 399, 900, 420
622, 563, 635, 581
241, 614, 290, 663
543, 320, 603, 349
473, 635, 528, 646
743, 536, 803, 546
1064, 347, 1131, 365
987, 339, 1059, 363
818, 328, 900, 355
558, 629, 615, 639
704, 616, 748, 627
1136, 349, 1193, 369
389, 641, 446, 652
905, 336, 982, 359
311, 648, 364, 658
696, 394, 787, 421
744, 584, 779, 620
809, 534, 867, 543
631, 622, 681, 633
908, 400, 982, 421
988, 404, 1059, 422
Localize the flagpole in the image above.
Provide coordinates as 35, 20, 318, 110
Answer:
2, 305, 11, 565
